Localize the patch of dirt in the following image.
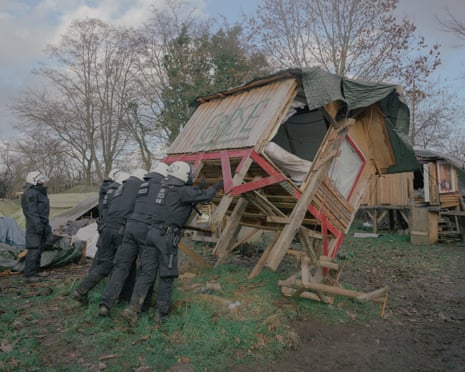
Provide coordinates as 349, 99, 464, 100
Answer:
2, 237, 465, 371
236, 240, 465, 372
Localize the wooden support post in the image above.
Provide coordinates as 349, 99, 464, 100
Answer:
248, 232, 280, 279
298, 227, 320, 266
292, 280, 388, 306
214, 197, 249, 265
265, 169, 330, 269
373, 209, 378, 233
265, 126, 344, 270
229, 228, 260, 253
211, 157, 252, 232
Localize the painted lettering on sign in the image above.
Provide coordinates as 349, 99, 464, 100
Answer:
193, 98, 271, 150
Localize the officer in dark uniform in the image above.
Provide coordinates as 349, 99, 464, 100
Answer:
72, 169, 146, 305
21, 171, 52, 283
96, 168, 120, 233
87, 168, 123, 274
98, 162, 169, 316
122, 161, 223, 326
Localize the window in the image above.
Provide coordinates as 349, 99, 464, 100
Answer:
437, 162, 455, 193
327, 135, 366, 200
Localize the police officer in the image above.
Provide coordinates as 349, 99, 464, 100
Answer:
21, 171, 52, 283
98, 162, 169, 316
72, 168, 145, 305
122, 161, 223, 326
96, 168, 120, 233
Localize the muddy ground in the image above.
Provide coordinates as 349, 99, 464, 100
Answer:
238, 238, 465, 372
2, 235, 465, 371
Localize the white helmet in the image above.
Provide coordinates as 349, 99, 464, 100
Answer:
167, 161, 192, 184
130, 168, 147, 181
26, 171, 49, 185
150, 162, 168, 177
107, 168, 121, 180
114, 170, 130, 184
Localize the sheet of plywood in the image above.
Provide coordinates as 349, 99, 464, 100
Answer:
168, 79, 298, 154
349, 106, 395, 172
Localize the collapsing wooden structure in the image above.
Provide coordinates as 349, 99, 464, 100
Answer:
163, 68, 417, 312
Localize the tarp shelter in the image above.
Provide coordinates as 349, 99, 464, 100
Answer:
0, 193, 97, 274
50, 192, 98, 231
0, 216, 26, 247
163, 67, 416, 309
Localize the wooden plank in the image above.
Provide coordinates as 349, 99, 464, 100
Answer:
291, 280, 387, 304
266, 216, 290, 224
248, 232, 280, 279
247, 190, 287, 218
429, 163, 440, 205
169, 79, 298, 153
214, 197, 249, 264
356, 287, 389, 302
265, 126, 342, 270
229, 228, 260, 252
318, 256, 339, 270
211, 157, 252, 229
281, 286, 323, 302
298, 227, 320, 265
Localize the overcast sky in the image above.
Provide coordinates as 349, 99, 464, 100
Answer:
0, 0, 464, 139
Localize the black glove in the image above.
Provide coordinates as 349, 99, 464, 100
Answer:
213, 180, 224, 191
197, 178, 206, 189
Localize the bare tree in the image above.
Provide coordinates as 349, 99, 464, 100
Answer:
412, 86, 455, 151
134, 0, 206, 146
0, 131, 81, 197
439, 10, 465, 41
244, 0, 442, 149
244, 0, 433, 80
12, 19, 151, 182
136, 0, 271, 145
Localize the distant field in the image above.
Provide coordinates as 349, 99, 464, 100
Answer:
0, 186, 98, 229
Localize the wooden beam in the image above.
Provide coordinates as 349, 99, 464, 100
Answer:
298, 227, 320, 265
229, 228, 260, 252
266, 216, 291, 224
290, 280, 387, 304
248, 232, 280, 279
265, 127, 342, 270
214, 197, 249, 265
281, 286, 323, 302
211, 157, 252, 230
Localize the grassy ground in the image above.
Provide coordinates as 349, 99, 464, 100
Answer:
0, 234, 383, 371
1, 230, 464, 371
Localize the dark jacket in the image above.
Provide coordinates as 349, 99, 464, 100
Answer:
153, 176, 220, 228
98, 178, 114, 217
21, 183, 51, 248
105, 176, 143, 229
129, 173, 165, 225
100, 181, 120, 225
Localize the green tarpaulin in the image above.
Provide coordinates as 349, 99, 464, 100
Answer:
301, 67, 417, 173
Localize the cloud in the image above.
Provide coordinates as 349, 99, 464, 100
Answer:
0, 0, 208, 138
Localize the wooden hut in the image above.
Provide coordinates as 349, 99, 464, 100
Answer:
359, 149, 465, 243
359, 172, 413, 233
162, 68, 416, 309
410, 149, 465, 244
